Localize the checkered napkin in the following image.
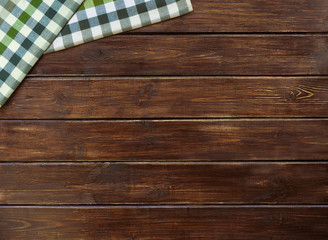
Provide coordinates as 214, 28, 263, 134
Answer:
46, 0, 193, 53
0, 0, 193, 107
0, 0, 84, 107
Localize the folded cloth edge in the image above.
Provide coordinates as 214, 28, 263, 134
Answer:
0, 0, 85, 108
0, 0, 193, 108
45, 0, 193, 53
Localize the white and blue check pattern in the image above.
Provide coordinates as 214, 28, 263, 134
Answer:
46, 0, 193, 53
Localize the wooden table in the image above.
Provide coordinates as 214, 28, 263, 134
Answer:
0, 0, 328, 239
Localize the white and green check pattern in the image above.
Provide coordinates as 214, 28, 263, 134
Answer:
0, 0, 84, 107
0, 0, 193, 108
46, 0, 193, 53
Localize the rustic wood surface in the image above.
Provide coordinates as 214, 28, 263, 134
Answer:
1, 76, 328, 118
0, 120, 327, 161
0, 163, 327, 205
1, 0, 328, 238
31, 35, 328, 76
0, 207, 327, 239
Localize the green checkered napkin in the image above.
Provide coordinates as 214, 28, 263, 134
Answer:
0, 0, 84, 107
0, 0, 193, 107
46, 0, 193, 53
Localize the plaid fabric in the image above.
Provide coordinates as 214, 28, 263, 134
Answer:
0, 0, 84, 107
46, 0, 193, 53
0, 0, 21, 26
0, 0, 193, 107
78, 0, 115, 10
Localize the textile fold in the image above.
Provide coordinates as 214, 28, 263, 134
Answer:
0, 0, 84, 107
46, 0, 193, 53
0, 0, 193, 107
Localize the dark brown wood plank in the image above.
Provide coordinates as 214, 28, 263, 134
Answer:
2, 76, 328, 118
133, 0, 328, 33
0, 206, 327, 239
1, 163, 327, 204
0, 120, 327, 161
31, 35, 328, 76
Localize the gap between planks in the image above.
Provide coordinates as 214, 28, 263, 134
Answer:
1, 118, 328, 121
0, 205, 327, 208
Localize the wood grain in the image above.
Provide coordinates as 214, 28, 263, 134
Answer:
2, 1, 328, 238
0, 206, 327, 239
0, 120, 327, 161
133, 0, 328, 33
2, 76, 328, 119
31, 35, 328, 76
0, 163, 327, 205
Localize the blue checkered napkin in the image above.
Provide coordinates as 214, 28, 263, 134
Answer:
46, 0, 193, 53
0, 0, 84, 107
